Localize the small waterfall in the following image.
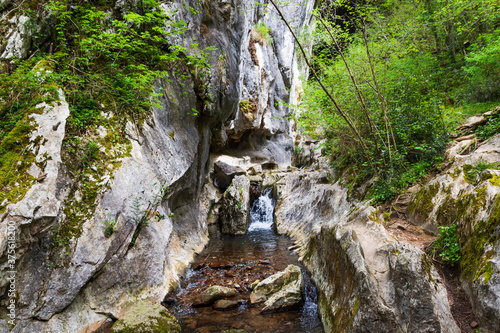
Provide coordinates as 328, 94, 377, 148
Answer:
248, 188, 274, 231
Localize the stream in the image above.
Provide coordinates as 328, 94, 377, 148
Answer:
165, 189, 324, 332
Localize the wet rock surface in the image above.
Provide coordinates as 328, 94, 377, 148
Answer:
193, 286, 236, 307
213, 161, 246, 190
250, 264, 304, 313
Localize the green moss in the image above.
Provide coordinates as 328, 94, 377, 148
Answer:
408, 182, 440, 219
464, 161, 500, 185
450, 167, 461, 180
460, 193, 500, 281
350, 297, 359, 327
52, 114, 131, 260
481, 262, 494, 283
239, 100, 256, 114
422, 254, 435, 283
474, 259, 494, 283
110, 301, 181, 333
489, 175, 500, 187
0, 107, 47, 213
463, 164, 476, 183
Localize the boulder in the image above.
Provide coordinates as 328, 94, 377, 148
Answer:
250, 265, 304, 313
457, 115, 487, 132
213, 161, 246, 190
193, 286, 236, 307
110, 300, 181, 333
220, 175, 250, 235
212, 299, 239, 310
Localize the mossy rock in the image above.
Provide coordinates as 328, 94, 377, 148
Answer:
110, 300, 181, 333
408, 182, 440, 221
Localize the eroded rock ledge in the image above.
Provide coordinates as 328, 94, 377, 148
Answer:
409, 134, 500, 332
268, 161, 459, 332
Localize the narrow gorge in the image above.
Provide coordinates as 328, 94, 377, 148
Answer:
0, 0, 499, 332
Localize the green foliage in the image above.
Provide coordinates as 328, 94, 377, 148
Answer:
128, 181, 169, 248
103, 213, 117, 237
296, 0, 500, 202
432, 224, 461, 266
251, 21, 273, 45
462, 29, 500, 102
477, 115, 500, 140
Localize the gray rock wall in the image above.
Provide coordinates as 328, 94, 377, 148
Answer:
0, 0, 314, 331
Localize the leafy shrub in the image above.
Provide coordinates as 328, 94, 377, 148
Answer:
432, 224, 461, 266
103, 214, 117, 237
477, 117, 500, 140
462, 29, 500, 102
251, 21, 273, 45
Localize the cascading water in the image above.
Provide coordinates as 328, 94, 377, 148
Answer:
165, 187, 323, 332
248, 188, 274, 231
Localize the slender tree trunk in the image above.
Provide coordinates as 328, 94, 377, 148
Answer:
268, 0, 374, 165
361, 21, 398, 162
315, 14, 384, 159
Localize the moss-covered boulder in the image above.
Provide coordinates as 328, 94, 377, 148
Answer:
110, 300, 180, 333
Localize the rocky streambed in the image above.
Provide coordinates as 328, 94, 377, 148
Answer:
164, 191, 323, 332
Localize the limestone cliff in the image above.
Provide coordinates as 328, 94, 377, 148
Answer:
0, 0, 314, 331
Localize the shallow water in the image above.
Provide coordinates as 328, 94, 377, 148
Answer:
165, 190, 324, 333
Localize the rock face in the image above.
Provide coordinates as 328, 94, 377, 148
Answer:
250, 264, 304, 313
193, 286, 236, 307
0, 0, 315, 331
213, 161, 246, 190
220, 175, 251, 235
273, 164, 459, 332
110, 300, 181, 333
409, 133, 500, 332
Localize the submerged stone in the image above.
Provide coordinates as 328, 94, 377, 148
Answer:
193, 286, 237, 307
213, 299, 239, 310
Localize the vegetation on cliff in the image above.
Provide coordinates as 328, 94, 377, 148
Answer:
0, 0, 214, 251
294, 0, 500, 202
